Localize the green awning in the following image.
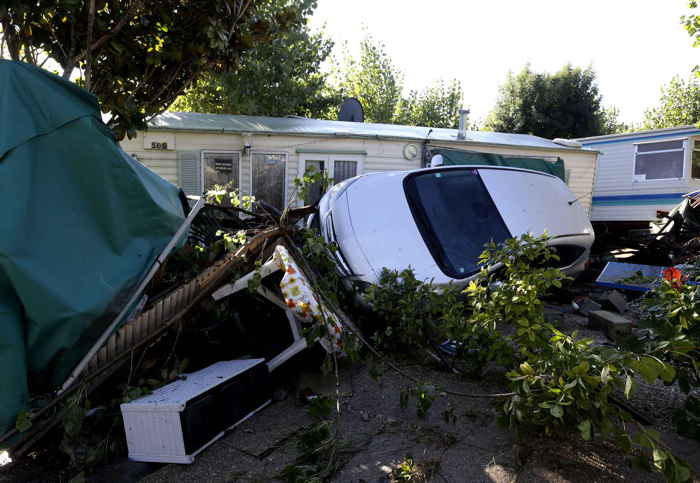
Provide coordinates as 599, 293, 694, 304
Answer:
431, 147, 566, 181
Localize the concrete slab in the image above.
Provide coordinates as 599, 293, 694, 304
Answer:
588, 310, 634, 341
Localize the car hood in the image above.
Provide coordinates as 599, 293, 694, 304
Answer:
478, 169, 594, 239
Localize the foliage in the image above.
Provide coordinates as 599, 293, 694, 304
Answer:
635, 278, 700, 393
674, 394, 700, 442
484, 64, 623, 138
394, 79, 464, 129
368, 234, 693, 481
14, 409, 32, 433
466, 235, 691, 481
205, 183, 255, 210
58, 357, 190, 472
643, 76, 700, 129
335, 35, 403, 124
280, 396, 349, 483
171, 13, 340, 119
292, 169, 332, 205
389, 455, 439, 482
683, 1, 700, 70
363, 268, 465, 351
204, 184, 256, 251
334, 35, 464, 127
0, 0, 315, 139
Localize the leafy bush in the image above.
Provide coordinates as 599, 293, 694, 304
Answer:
636, 277, 700, 393
368, 233, 693, 481
468, 235, 691, 482
363, 268, 465, 351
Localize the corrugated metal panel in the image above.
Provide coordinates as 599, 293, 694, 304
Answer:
148, 111, 578, 152
177, 150, 201, 196
578, 126, 700, 146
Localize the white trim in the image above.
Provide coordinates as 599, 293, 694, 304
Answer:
298, 154, 364, 202
298, 153, 365, 203
633, 137, 688, 146
250, 151, 288, 209
632, 139, 687, 183
692, 136, 700, 180
200, 150, 242, 194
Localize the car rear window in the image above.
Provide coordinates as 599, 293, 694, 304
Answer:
403, 168, 512, 279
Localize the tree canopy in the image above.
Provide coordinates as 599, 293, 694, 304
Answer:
484, 64, 624, 138
0, 0, 315, 139
394, 79, 463, 129
173, 32, 466, 129
170, 17, 339, 119
334, 36, 464, 128
643, 76, 700, 129
335, 36, 404, 124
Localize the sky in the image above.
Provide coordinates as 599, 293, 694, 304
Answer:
310, 0, 699, 126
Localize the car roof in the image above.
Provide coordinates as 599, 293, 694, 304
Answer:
360, 165, 558, 181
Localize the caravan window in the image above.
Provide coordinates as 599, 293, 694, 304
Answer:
634, 139, 685, 181
692, 140, 700, 179
252, 153, 287, 210
299, 155, 363, 204
202, 152, 240, 193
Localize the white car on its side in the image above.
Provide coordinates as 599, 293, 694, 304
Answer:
316, 166, 594, 287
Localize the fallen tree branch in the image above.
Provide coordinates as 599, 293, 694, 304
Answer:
281, 235, 516, 400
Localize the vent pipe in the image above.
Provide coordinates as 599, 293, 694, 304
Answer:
457, 108, 469, 140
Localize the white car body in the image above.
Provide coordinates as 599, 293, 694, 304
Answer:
317, 166, 594, 286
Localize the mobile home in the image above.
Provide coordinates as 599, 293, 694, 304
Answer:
120, 111, 599, 212
577, 126, 700, 229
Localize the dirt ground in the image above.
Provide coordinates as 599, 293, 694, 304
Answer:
141, 345, 700, 483
2, 309, 699, 483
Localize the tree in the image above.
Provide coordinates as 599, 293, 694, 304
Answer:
643, 76, 700, 129
484, 64, 623, 138
336, 36, 403, 124
394, 79, 463, 129
170, 20, 340, 118
334, 36, 464, 127
0, 0, 314, 139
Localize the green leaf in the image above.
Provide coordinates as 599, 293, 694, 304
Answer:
624, 375, 633, 399
519, 362, 534, 376
631, 357, 660, 383
550, 405, 564, 419
659, 362, 677, 383
674, 463, 691, 483
652, 448, 668, 470
571, 361, 590, 376
578, 419, 592, 440
15, 410, 32, 433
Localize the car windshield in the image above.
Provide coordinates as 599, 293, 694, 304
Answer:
403, 168, 512, 278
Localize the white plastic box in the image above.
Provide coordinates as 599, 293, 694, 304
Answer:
120, 359, 271, 463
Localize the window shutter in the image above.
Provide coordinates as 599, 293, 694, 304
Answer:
177, 151, 202, 196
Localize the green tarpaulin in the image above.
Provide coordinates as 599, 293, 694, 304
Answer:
431, 147, 566, 181
0, 61, 186, 433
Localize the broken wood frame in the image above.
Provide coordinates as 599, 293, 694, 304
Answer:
212, 252, 309, 371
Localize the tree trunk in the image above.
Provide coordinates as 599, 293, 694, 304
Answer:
61, 61, 75, 80
85, 0, 96, 91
